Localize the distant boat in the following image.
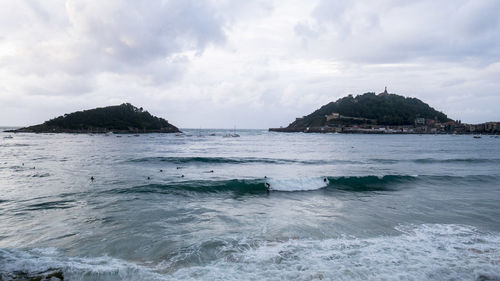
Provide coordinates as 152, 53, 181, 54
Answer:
3, 135, 13, 139
223, 127, 240, 138
473, 135, 481, 139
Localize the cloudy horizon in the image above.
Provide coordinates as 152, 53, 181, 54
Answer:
1, 0, 499, 128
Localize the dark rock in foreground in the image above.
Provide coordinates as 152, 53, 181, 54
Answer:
6, 103, 180, 134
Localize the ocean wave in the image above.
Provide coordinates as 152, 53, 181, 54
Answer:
265, 177, 330, 191
105, 174, 498, 195
30, 173, 51, 178
325, 175, 417, 192
168, 224, 499, 281
109, 180, 268, 195
370, 158, 500, 164
414, 158, 500, 164
125, 156, 358, 165
23, 199, 77, 211
0, 248, 163, 281
107, 175, 418, 195
1, 224, 499, 281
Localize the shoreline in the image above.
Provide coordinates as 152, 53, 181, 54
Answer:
269, 127, 499, 135
3, 128, 181, 134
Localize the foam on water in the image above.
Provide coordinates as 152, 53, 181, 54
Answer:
2, 224, 498, 281
265, 177, 329, 191
167, 224, 500, 281
0, 247, 164, 281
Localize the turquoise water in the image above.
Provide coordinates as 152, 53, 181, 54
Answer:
1, 129, 499, 280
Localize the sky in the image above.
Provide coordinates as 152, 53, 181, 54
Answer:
1, 0, 499, 128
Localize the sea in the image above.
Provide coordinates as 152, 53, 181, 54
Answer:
0, 128, 499, 281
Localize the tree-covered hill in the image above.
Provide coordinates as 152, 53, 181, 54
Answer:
8, 103, 180, 133
286, 92, 451, 128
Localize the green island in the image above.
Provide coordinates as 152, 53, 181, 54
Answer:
5, 103, 180, 134
270, 89, 499, 134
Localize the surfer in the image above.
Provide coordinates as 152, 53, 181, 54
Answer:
160, 169, 163, 172
265, 182, 270, 190
147, 177, 151, 180
90, 176, 94, 182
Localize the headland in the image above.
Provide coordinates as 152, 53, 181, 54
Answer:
5, 103, 180, 134
270, 89, 499, 134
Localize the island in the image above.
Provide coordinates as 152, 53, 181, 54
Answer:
270, 88, 499, 134
5, 103, 180, 134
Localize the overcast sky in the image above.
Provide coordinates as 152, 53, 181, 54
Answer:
1, 0, 499, 128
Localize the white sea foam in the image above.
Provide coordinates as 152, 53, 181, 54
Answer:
168, 224, 500, 281
2, 224, 499, 281
266, 177, 329, 191
0, 248, 164, 281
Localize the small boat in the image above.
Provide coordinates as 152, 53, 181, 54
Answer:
3, 135, 13, 139
223, 127, 240, 137
473, 135, 481, 139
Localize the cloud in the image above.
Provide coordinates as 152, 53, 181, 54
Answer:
0, 0, 227, 97
297, 0, 500, 64
0, 0, 499, 127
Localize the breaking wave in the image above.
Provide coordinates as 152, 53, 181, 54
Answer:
103, 174, 472, 195
1, 224, 499, 281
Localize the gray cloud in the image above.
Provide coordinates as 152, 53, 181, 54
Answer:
0, 0, 499, 127
298, 0, 500, 64
0, 0, 228, 97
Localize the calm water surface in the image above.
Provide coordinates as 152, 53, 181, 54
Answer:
1, 129, 499, 280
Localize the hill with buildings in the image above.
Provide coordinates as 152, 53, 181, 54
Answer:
270, 89, 487, 134
6, 103, 180, 133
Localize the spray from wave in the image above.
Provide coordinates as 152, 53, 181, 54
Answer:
265, 177, 330, 191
